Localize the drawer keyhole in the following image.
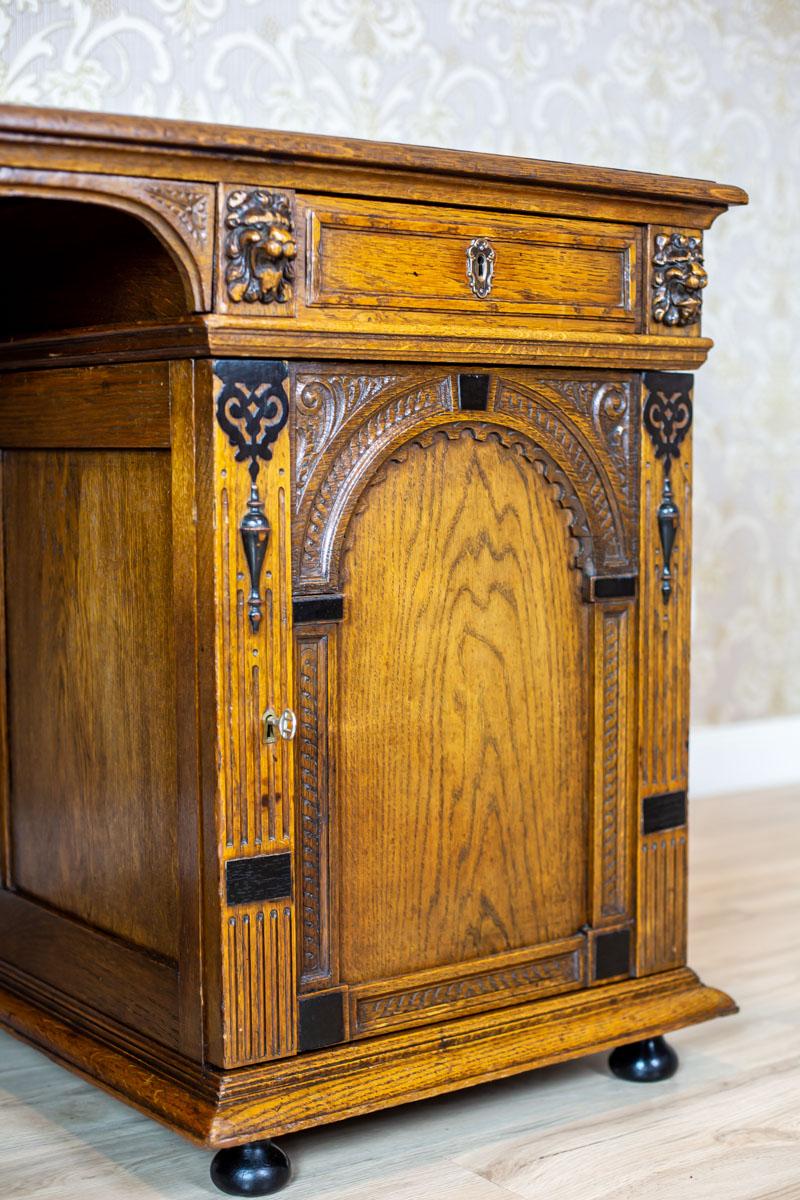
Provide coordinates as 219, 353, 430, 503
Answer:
466, 237, 495, 299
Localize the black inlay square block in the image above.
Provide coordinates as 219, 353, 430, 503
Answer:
458, 373, 490, 411
293, 594, 345, 624
298, 991, 346, 1053
592, 575, 637, 600
226, 853, 293, 907
643, 790, 687, 834
594, 928, 632, 981
643, 370, 694, 398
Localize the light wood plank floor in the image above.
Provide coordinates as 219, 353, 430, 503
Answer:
1, 785, 798, 1199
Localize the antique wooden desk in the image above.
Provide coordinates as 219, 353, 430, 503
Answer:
0, 107, 746, 1195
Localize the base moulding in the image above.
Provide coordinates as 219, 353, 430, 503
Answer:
0, 965, 736, 1149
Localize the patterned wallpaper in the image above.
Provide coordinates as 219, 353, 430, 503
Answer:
1, 0, 797, 724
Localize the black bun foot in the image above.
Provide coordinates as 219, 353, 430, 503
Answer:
609, 1035, 679, 1083
210, 1140, 291, 1196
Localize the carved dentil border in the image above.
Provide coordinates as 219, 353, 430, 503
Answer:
344, 423, 593, 575
293, 373, 631, 590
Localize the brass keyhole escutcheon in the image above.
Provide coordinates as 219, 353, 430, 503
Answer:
466, 237, 495, 299
263, 706, 297, 744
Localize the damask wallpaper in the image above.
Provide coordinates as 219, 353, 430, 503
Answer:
1, 0, 797, 724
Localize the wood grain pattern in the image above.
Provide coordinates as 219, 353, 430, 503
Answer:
3, 448, 179, 961
636, 377, 693, 976
0, 197, 193, 338
638, 399, 692, 795
0, 964, 735, 1147
167, 358, 212, 1061
0, 322, 718, 375
295, 371, 455, 590
493, 378, 631, 572
348, 937, 585, 1037
0, 110, 744, 1167
0, 103, 748, 211
0, 892, 180, 1047
337, 426, 589, 984
211, 386, 294, 855
0, 167, 213, 311
293, 369, 638, 598
209, 360, 298, 1066
638, 833, 688, 973
296, 633, 334, 990
2, 784, 787, 1198
0, 361, 170, 448
303, 195, 638, 334
590, 603, 633, 926
222, 906, 297, 1064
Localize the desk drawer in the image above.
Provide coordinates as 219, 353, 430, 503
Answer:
300, 195, 639, 331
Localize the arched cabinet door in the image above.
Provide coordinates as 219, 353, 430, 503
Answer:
291, 366, 640, 1052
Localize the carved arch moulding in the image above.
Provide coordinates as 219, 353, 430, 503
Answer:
291, 368, 634, 593
0, 168, 213, 310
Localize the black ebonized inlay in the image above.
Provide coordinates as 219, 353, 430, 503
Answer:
213, 359, 289, 484
642, 373, 694, 464
642, 372, 694, 603
226, 853, 292, 907
594, 929, 631, 981
592, 575, 637, 600
293, 594, 345, 624
458, 373, 490, 411
643, 790, 687, 834
298, 991, 346, 1053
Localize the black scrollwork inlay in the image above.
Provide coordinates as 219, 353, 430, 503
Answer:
643, 372, 693, 602
214, 359, 289, 484
214, 360, 289, 633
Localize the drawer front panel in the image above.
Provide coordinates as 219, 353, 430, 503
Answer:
303, 196, 638, 328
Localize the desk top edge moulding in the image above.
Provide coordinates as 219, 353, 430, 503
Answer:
0, 105, 746, 1197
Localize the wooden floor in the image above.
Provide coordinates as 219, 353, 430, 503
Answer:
1, 785, 798, 1199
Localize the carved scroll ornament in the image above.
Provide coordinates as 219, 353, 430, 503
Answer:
224, 189, 296, 305
651, 232, 707, 328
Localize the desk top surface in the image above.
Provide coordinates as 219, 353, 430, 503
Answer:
0, 104, 748, 210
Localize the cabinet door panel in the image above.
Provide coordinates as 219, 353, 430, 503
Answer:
338, 429, 589, 983
292, 365, 638, 1045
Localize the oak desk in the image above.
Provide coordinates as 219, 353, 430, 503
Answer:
0, 107, 746, 1196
